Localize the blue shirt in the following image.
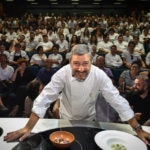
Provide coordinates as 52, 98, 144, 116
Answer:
36, 67, 58, 85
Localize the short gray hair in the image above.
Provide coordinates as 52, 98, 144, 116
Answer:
70, 44, 92, 61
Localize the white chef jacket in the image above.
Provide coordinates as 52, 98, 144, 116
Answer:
32, 64, 134, 121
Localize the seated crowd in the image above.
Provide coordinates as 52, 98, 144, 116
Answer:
0, 11, 150, 125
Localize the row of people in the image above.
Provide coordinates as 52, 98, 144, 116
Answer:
0, 43, 63, 69
0, 12, 149, 56
0, 27, 149, 57
0, 54, 58, 117
0, 39, 149, 72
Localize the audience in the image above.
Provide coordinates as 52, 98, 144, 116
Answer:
0, 10, 150, 120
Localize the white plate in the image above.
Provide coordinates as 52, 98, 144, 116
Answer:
94, 130, 147, 150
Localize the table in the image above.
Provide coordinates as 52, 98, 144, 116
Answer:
0, 118, 150, 149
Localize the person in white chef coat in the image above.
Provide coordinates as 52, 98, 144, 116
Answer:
4, 44, 150, 145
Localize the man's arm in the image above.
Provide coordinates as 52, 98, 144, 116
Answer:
4, 112, 39, 142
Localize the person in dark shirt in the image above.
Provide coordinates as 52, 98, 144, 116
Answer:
36, 58, 58, 85
126, 73, 150, 125
7, 58, 34, 117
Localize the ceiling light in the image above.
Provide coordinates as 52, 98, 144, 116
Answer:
27, 0, 35, 1
51, 2, 58, 4
93, 2, 100, 4
72, 2, 79, 4
5, 0, 14, 1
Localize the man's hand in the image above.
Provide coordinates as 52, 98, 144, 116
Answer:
134, 112, 142, 121
136, 129, 150, 145
128, 116, 150, 145
4, 112, 39, 142
4, 127, 31, 142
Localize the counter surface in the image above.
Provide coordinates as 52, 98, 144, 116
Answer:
0, 118, 150, 149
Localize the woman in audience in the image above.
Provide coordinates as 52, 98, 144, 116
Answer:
80, 28, 90, 44
8, 58, 34, 117
118, 60, 141, 93
69, 34, 79, 50
88, 34, 98, 52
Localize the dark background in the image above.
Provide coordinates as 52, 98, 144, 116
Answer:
0, 0, 150, 17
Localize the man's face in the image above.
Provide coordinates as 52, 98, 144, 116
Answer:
111, 46, 117, 55
0, 45, 5, 52
133, 78, 146, 95
128, 43, 135, 52
0, 55, 7, 64
95, 57, 104, 68
70, 54, 91, 81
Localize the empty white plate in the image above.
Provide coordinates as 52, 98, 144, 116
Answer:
94, 130, 147, 150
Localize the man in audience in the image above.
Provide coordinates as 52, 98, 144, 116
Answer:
105, 45, 123, 68
4, 44, 150, 145
122, 41, 146, 69
25, 32, 38, 53
36, 58, 57, 85
97, 34, 113, 54
95, 55, 114, 81
133, 36, 145, 55
0, 44, 10, 60
126, 74, 150, 126
9, 43, 29, 67
36, 34, 53, 53
0, 34, 11, 50
114, 34, 128, 54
